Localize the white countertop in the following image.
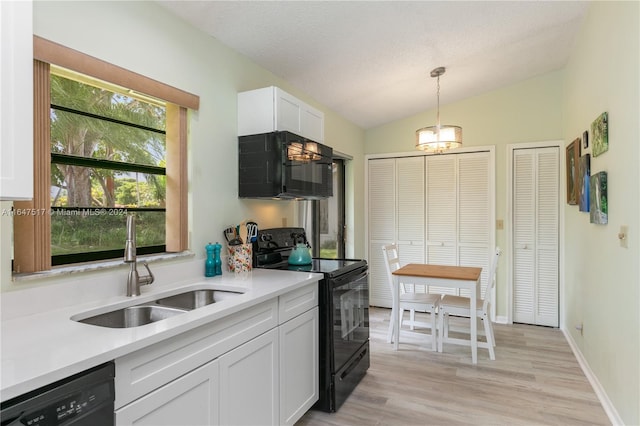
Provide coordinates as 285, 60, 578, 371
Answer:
1, 269, 322, 401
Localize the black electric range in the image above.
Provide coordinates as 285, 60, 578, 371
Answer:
253, 227, 370, 413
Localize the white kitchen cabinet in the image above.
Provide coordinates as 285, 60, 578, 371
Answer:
0, 0, 33, 200
116, 359, 219, 426
219, 328, 279, 426
238, 86, 325, 142
115, 299, 278, 409
280, 306, 319, 425
114, 282, 318, 425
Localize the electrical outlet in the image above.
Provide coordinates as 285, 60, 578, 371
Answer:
282, 217, 287, 227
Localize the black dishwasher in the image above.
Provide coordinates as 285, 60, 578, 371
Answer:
1, 361, 114, 426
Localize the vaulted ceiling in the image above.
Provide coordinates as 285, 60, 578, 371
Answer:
158, 1, 589, 129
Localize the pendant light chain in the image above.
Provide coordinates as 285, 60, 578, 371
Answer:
415, 66, 462, 152
436, 73, 441, 133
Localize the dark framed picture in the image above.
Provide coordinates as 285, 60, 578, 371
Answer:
583, 130, 588, 149
591, 112, 608, 157
566, 138, 580, 204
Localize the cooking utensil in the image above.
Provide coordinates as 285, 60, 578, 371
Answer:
246, 221, 258, 243
239, 224, 248, 245
223, 227, 235, 242
224, 226, 242, 246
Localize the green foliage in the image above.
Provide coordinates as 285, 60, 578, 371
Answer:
49, 74, 167, 258
51, 212, 165, 256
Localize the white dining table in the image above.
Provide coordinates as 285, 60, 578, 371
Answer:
392, 263, 483, 364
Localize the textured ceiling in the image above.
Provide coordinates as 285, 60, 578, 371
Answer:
158, 1, 589, 130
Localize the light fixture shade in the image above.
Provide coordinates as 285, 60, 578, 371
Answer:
415, 125, 462, 152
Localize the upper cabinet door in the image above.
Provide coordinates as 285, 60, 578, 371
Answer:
0, 0, 33, 200
274, 88, 302, 135
238, 86, 325, 142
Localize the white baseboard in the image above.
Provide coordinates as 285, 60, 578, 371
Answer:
562, 327, 623, 426
495, 315, 508, 324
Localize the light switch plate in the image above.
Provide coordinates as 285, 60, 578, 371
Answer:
619, 225, 628, 248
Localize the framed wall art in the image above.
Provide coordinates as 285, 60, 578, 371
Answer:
591, 112, 608, 157
579, 154, 590, 212
589, 171, 607, 224
566, 138, 580, 205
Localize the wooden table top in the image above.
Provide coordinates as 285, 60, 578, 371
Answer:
392, 263, 482, 281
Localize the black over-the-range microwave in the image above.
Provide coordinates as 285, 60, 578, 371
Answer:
238, 131, 333, 199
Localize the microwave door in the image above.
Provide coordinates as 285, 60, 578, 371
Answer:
282, 136, 333, 198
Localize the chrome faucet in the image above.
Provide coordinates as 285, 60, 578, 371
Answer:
124, 214, 154, 296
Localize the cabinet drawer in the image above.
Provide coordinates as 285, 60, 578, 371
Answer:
278, 282, 318, 324
115, 299, 278, 408
116, 359, 219, 426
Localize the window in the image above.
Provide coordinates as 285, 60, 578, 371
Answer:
50, 71, 167, 264
301, 158, 346, 259
12, 36, 198, 273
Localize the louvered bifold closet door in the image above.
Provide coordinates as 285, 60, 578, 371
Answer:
458, 152, 491, 298
425, 155, 457, 295
368, 158, 396, 307
513, 147, 559, 326
396, 157, 425, 293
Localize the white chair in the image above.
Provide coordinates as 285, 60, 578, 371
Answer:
382, 243, 440, 351
437, 248, 501, 360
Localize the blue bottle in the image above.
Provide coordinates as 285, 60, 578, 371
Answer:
213, 242, 222, 276
205, 242, 215, 277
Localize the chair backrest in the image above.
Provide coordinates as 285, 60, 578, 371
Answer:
381, 243, 401, 298
482, 247, 501, 312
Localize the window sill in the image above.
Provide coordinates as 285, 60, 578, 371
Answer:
12, 251, 195, 282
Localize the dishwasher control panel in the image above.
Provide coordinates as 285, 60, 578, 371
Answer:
1, 362, 114, 426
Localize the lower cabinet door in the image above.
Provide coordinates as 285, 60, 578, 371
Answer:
219, 328, 279, 426
279, 307, 319, 425
115, 359, 219, 425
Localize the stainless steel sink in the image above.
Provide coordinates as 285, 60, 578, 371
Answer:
74, 288, 243, 328
77, 305, 188, 328
154, 289, 242, 310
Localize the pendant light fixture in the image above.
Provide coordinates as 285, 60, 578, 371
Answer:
415, 67, 462, 152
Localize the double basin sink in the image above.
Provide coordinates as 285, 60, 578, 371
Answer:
74, 289, 243, 329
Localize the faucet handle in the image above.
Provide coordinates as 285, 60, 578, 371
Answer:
139, 261, 155, 286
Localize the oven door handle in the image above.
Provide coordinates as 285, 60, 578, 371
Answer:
333, 269, 368, 286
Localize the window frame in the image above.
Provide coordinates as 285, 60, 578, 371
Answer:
12, 36, 198, 274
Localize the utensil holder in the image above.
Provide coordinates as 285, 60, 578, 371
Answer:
227, 243, 252, 276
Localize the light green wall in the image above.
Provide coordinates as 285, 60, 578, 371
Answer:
563, 2, 639, 424
365, 71, 565, 320
365, 2, 639, 423
0, 0, 365, 291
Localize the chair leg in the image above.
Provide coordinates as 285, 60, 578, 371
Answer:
387, 308, 395, 343
483, 313, 495, 360
430, 306, 437, 351
437, 310, 445, 352
410, 309, 415, 330
444, 313, 449, 339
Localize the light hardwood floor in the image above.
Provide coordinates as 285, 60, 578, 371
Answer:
297, 307, 610, 426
